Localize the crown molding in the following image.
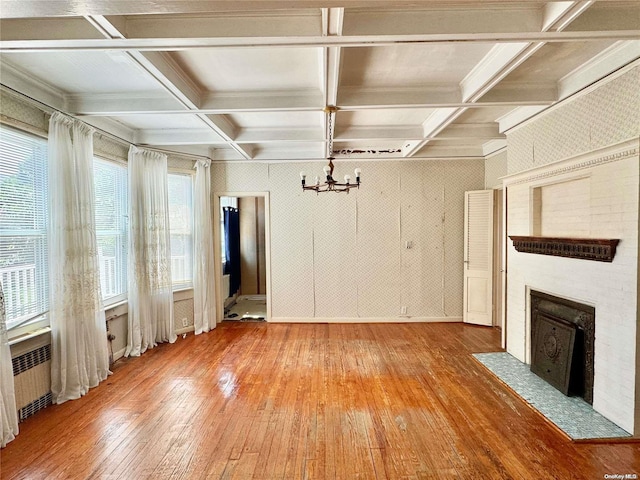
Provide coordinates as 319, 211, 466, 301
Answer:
0, 61, 65, 110
502, 138, 639, 187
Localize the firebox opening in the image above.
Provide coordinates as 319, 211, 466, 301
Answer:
530, 290, 595, 405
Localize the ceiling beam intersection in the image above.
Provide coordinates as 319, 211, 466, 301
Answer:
402, 1, 597, 158
83, 15, 253, 159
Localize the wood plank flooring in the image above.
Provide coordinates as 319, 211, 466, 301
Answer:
2, 322, 639, 479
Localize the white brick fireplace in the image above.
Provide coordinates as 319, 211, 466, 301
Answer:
504, 139, 639, 433
501, 63, 640, 434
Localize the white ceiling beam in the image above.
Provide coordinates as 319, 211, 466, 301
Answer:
460, 43, 541, 103
67, 90, 323, 115
2, 30, 639, 52
251, 146, 325, 161
542, 1, 594, 32
0, 1, 422, 18
340, 84, 555, 109
84, 14, 252, 159
321, 7, 344, 158
476, 82, 557, 104
134, 128, 226, 146
340, 86, 460, 109
204, 114, 238, 141
235, 128, 321, 143
335, 126, 423, 142
64, 87, 556, 117
66, 93, 186, 115
202, 91, 322, 113
402, 1, 597, 158
497, 106, 549, 133
557, 40, 640, 101
0, 61, 66, 111
0, 0, 612, 19
434, 123, 503, 140
413, 144, 485, 158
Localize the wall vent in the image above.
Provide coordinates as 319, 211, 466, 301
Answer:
12, 344, 52, 422
19, 392, 53, 422
12, 344, 51, 375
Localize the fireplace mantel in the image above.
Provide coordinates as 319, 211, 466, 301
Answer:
509, 236, 619, 262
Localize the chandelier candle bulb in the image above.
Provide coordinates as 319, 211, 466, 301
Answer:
300, 158, 361, 194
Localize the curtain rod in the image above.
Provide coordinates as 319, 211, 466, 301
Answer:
0, 84, 211, 162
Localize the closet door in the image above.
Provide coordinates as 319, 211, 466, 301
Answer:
463, 190, 494, 326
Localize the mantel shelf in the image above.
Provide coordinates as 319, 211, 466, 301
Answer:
509, 236, 619, 262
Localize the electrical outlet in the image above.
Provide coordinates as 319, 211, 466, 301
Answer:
182, 317, 188, 327
400, 306, 407, 315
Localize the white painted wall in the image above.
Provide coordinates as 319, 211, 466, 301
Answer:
504, 65, 640, 433
212, 159, 484, 321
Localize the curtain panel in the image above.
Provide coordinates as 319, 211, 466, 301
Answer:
223, 207, 241, 297
193, 159, 216, 334
48, 112, 110, 404
126, 146, 176, 356
0, 282, 18, 447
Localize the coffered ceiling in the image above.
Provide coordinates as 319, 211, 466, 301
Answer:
1, 1, 639, 161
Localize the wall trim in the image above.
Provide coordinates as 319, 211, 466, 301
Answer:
209, 156, 483, 165
176, 326, 195, 335
112, 347, 126, 363
268, 316, 462, 324
502, 138, 639, 187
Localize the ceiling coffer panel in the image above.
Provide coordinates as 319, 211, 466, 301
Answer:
0, 2, 637, 160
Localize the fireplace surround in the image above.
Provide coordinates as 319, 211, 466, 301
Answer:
530, 290, 595, 404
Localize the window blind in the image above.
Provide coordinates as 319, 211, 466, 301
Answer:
168, 173, 194, 289
0, 126, 49, 328
94, 158, 128, 303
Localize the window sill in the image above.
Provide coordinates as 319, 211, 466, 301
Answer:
7, 315, 49, 343
105, 298, 128, 311
9, 325, 51, 346
173, 288, 194, 302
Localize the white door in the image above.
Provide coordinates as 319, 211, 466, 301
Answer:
463, 190, 494, 326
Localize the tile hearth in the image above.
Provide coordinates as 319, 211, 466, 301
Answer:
473, 352, 631, 440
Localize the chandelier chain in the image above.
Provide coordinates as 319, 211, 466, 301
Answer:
327, 108, 334, 158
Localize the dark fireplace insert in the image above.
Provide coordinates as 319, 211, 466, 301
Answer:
530, 290, 595, 404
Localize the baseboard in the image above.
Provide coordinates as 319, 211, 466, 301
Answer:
112, 327, 193, 363
176, 326, 195, 335
113, 347, 126, 362
268, 316, 462, 324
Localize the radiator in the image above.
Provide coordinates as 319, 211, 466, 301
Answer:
12, 344, 52, 422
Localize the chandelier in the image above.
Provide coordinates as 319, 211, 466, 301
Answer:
300, 106, 361, 194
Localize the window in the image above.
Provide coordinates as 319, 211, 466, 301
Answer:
94, 158, 128, 304
0, 125, 48, 329
168, 173, 194, 289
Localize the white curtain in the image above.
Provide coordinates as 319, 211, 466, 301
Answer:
193, 159, 217, 334
48, 112, 110, 404
0, 282, 19, 447
126, 146, 176, 356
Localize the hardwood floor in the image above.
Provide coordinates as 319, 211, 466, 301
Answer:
2, 323, 639, 479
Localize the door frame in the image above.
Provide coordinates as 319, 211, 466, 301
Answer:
214, 191, 271, 323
